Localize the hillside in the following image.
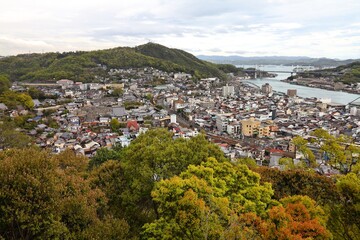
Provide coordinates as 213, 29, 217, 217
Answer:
0, 43, 227, 82
295, 61, 360, 84
135, 43, 225, 79
288, 58, 359, 68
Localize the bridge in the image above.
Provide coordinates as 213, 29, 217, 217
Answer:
349, 96, 360, 106
242, 67, 338, 77
243, 69, 299, 78
244, 82, 260, 89
243, 70, 295, 74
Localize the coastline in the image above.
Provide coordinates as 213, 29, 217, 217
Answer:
280, 79, 360, 95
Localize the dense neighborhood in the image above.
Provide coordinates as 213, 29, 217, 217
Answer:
1, 66, 360, 176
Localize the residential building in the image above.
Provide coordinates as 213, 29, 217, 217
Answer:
287, 89, 297, 97
222, 84, 235, 97
261, 83, 273, 95
57, 79, 74, 89
227, 121, 241, 135
216, 114, 229, 132
241, 117, 260, 137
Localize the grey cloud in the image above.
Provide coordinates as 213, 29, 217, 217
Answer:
1, 0, 360, 58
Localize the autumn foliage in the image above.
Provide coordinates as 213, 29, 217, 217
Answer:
1, 129, 358, 239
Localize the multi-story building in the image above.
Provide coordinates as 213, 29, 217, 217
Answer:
261, 83, 273, 95
241, 117, 271, 138
222, 84, 235, 97
216, 113, 233, 132
216, 114, 229, 132
227, 121, 241, 135
258, 125, 270, 138
287, 89, 297, 97
241, 117, 260, 137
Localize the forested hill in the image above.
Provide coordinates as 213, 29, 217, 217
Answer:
296, 61, 360, 84
0, 43, 227, 82
135, 43, 225, 79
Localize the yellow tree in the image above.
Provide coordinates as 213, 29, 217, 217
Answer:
142, 158, 276, 239
312, 129, 359, 174
292, 136, 316, 167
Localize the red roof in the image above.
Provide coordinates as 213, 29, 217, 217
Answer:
127, 120, 139, 131
268, 148, 284, 153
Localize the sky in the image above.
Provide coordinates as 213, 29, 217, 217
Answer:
1, 0, 360, 59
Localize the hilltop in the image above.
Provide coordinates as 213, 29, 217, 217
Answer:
0, 43, 227, 82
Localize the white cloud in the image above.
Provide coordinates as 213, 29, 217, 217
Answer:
0, 0, 359, 58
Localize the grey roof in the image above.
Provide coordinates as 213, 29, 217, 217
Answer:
0, 103, 8, 110
112, 107, 128, 117
33, 99, 41, 107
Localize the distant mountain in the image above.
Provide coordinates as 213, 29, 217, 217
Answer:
0, 43, 226, 82
197, 55, 360, 67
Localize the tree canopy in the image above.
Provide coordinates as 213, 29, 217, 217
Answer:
0, 128, 356, 239
143, 158, 330, 239
0, 148, 129, 239
0, 75, 11, 94
0, 43, 230, 82
0, 122, 32, 150
0, 90, 34, 110
91, 129, 227, 233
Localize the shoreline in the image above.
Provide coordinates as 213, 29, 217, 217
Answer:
280, 79, 360, 95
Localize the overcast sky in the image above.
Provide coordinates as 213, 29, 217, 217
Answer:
1, 0, 360, 58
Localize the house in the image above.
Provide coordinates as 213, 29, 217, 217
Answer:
32, 99, 41, 107
112, 107, 128, 120
115, 136, 131, 147
227, 121, 241, 135
173, 99, 187, 111
127, 120, 140, 132
99, 117, 110, 125
0, 103, 8, 115
57, 79, 74, 89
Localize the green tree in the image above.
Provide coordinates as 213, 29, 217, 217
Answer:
143, 158, 331, 239
0, 75, 11, 94
0, 148, 129, 239
0, 122, 32, 149
82, 215, 129, 240
312, 129, 359, 174
0, 90, 34, 110
254, 167, 339, 205
0, 148, 68, 239
90, 161, 127, 220
235, 157, 257, 168
110, 118, 120, 132
111, 88, 123, 97
89, 146, 122, 169
142, 157, 276, 239
27, 86, 45, 99
145, 93, 153, 101
92, 129, 226, 233
279, 157, 307, 170
292, 136, 316, 166
327, 173, 360, 239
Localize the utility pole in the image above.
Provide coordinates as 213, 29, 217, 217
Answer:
255, 65, 257, 79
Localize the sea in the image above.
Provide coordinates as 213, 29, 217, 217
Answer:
238, 65, 360, 105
